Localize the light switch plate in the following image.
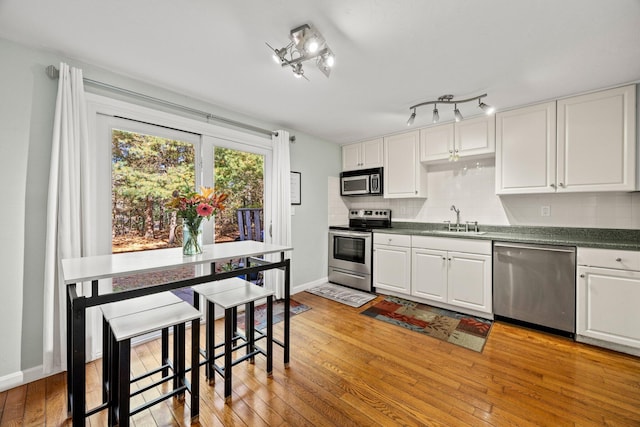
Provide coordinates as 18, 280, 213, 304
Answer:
541, 206, 551, 217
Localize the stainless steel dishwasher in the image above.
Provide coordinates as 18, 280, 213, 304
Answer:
493, 242, 576, 336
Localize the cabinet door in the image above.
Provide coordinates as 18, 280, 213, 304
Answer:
384, 131, 427, 198
577, 266, 640, 350
412, 248, 447, 302
361, 138, 383, 168
342, 143, 362, 171
455, 115, 495, 157
419, 123, 454, 162
447, 252, 492, 314
495, 102, 557, 194
557, 85, 636, 192
373, 244, 411, 294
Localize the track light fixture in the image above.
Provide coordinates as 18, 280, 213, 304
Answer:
406, 94, 494, 125
266, 23, 335, 80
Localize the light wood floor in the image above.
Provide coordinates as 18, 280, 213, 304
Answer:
2, 291, 640, 426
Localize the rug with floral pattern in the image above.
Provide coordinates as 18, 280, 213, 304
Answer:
361, 295, 492, 352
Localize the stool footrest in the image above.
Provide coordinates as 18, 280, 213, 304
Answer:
130, 385, 188, 416
131, 362, 173, 384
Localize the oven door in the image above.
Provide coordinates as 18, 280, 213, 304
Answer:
328, 230, 372, 275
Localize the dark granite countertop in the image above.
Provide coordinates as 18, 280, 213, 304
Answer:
375, 222, 640, 251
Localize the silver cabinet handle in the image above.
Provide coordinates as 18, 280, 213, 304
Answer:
558, 182, 565, 187
580, 274, 585, 278
616, 258, 622, 262
550, 183, 556, 188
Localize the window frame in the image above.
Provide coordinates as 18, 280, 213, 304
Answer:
85, 93, 273, 360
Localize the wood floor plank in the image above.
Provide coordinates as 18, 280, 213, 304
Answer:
22, 379, 46, 426
4, 290, 640, 426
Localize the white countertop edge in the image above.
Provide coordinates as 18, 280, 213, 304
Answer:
61, 241, 293, 284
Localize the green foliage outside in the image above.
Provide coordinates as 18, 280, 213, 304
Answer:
111, 129, 263, 249
213, 147, 264, 237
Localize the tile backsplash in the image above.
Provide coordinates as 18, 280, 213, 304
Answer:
330, 159, 640, 229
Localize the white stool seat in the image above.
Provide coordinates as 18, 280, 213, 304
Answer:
110, 301, 201, 341
211, 284, 274, 309
191, 277, 249, 297
101, 291, 182, 321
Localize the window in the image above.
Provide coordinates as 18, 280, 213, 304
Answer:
214, 147, 264, 242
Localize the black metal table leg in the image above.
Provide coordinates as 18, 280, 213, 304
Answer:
71, 293, 87, 426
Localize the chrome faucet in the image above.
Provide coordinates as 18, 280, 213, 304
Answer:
450, 205, 461, 230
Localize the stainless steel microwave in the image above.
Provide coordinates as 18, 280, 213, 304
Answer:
340, 167, 383, 196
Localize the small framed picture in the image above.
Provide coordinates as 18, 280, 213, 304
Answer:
290, 171, 301, 205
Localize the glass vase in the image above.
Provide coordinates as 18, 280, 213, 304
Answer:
182, 221, 203, 255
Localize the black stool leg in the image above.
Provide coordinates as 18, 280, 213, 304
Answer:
224, 307, 233, 403
175, 324, 186, 401
161, 327, 169, 378
206, 300, 216, 383
102, 316, 110, 404
267, 295, 273, 376
108, 331, 119, 427
117, 339, 131, 427
246, 301, 255, 363
190, 317, 200, 422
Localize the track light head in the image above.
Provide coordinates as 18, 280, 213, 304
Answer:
479, 101, 495, 115
454, 105, 463, 122
407, 109, 416, 126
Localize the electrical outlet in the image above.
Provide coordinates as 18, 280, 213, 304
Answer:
541, 206, 551, 217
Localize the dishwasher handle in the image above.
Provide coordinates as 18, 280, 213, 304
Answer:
494, 241, 575, 253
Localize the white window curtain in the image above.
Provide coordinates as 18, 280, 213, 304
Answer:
43, 63, 94, 374
265, 130, 291, 299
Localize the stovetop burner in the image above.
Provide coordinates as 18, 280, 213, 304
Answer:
330, 209, 392, 231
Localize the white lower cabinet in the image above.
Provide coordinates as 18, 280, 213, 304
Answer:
577, 247, 640, 356
373, 233, 411, 295
411, 236, 492, 316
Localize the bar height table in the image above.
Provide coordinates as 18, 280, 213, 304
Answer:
62, 241, 292, 426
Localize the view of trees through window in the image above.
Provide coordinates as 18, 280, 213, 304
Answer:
110, 128, 264, 294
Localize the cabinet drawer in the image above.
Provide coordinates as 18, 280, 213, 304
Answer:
374, 233, 411, 247
577, 247, 640, 271
412, 235, 491, 255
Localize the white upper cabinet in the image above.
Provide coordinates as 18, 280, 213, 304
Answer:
557, 85, 636, 192
383, 130, 428, 198
341, 138, 383, 171
496, 85, 637, 195
496, 101, 557, 194
420, 115, 495, 163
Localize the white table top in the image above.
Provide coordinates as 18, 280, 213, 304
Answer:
61, 240, 293, 284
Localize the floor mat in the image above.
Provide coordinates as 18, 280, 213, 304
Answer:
361, 295, 492, 352
306, 283, 376, 308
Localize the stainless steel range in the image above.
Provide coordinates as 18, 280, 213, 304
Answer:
328, 209, 392, 292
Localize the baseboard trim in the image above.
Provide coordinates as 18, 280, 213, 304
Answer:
292, 277, 328, 295
0, 365, 47, 392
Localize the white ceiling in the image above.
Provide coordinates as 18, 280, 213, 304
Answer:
1, 0, 639, 144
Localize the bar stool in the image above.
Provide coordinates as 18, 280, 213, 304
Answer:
192, 278, 274, 402
107, 300, 201, 426
100, 292, 182, 407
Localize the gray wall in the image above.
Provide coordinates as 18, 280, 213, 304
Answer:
0, 37, 341, 381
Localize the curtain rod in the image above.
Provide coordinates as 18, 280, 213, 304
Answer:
45, 65, 295, 143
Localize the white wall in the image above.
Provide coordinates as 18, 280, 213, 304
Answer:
337, 158, 640, 229
0, 36, 340, 387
